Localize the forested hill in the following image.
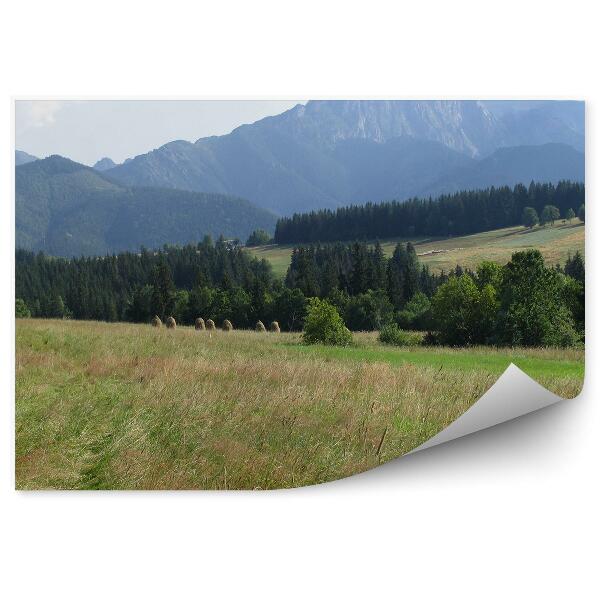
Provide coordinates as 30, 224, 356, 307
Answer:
273, 181, 585, 244
15, 155, 278, 257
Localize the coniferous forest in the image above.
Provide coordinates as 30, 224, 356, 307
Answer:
15, 227, 585, 346
273, 181, 584, 243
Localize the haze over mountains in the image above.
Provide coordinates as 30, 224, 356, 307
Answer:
15, 100, 585, 256
103, 100, 584, 215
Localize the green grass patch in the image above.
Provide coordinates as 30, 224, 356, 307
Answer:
246, 223, 584, 276
286, 342, 584, 380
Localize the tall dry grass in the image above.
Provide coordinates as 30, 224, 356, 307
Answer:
15, 319, 583, 490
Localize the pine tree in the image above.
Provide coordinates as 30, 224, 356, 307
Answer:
387, 243, 407, 309
151, 259, 175, 320
371, 241, 387, 291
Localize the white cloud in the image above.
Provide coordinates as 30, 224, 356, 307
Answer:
17, 100, 64, 130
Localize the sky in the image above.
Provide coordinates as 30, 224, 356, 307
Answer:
15, 100, 303, 165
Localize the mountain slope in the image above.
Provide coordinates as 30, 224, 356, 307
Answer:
15, 150, 39, 166
105, 100, 585, 215
422, 143, 585, 197
499, 103, 584, 152
16, 156, 277, 256
93, 157, 117, 171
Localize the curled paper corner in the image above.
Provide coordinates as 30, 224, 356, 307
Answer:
408, 363, 564, 455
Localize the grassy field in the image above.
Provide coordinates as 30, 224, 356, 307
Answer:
16, 319, 583, 490
248, 222, 585, 277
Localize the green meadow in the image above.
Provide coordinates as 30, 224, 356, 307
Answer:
16, 319, 583, 490
248, 222, 585, 277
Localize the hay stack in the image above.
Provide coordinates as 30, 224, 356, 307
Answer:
151, 315, 162, 328
269, 321, 281, 333
255, 320, 266, 333
166, 316, 176, 329
223, 319, 233, 331
195, 317, 205, 330
206, 319, 216, 331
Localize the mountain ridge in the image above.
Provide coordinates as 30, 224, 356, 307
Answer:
104, 100, 584, 215
15, 149, 39, 166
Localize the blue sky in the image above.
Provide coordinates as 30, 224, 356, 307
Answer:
15, 100, 302, 166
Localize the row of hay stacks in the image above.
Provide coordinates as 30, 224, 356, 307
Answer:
151, 316, 280, 332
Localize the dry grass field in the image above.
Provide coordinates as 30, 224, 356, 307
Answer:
248, 222, 585, 277
16, 319, 584, 490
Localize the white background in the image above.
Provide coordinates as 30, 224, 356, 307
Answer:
1, 1, 597, 598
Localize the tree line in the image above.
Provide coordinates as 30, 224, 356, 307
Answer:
16, 233, 585, 347
15, 236, 284, 328
273, 181, 585, 244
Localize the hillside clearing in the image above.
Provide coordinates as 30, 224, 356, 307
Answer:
16, 319, 583, 490
248, 222, 584, 277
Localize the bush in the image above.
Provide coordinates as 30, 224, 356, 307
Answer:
302, 298, 352, 346
344, 289, 393, 331
15, 298, 31, 318
422, 331, 439, 346
396, 292, 432, 330
379, 323, 421, 346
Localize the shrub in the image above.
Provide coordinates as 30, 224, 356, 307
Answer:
15, 298, 31, 318
379, 324, 420, 346
430, 273, 500, 345
344, 289, 393, 331
396, 292, 432, 330
422, 331, 439, 346
302, 298, 352, 346
578, 204, 585, 222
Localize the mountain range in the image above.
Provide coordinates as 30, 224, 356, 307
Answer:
15, 100, 585, 255
15, 156, 277, 256
100, 100, 584, 215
